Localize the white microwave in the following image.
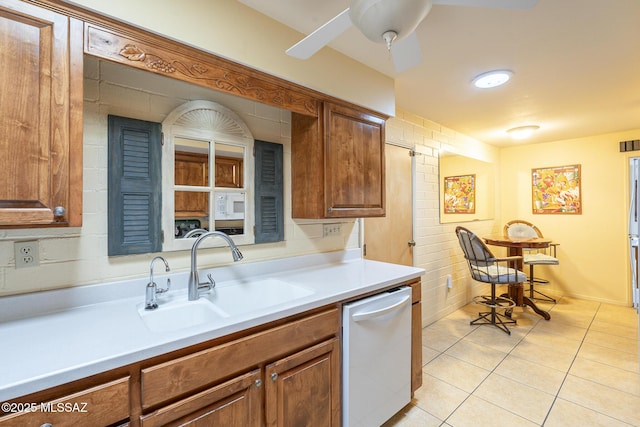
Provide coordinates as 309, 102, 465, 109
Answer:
215, 191, 245, 220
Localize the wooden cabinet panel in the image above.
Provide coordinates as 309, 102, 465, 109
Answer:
140, 370, 262, 427
324, 102, 385, 217
411, 301, 423, 393
292, 102, 386, 218
409, 279, 423, 394
0, 377, 129, 427
0, 1, 82, 227
174, 151, 209, 217
265, 338, 340, 427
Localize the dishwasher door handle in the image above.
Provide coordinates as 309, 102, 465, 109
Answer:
352, 295, 411, 322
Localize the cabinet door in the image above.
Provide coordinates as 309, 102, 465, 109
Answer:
140, 369, 262, 427
0, 1, 82, 227
265, 338, 340, 427
215, 156, 243, 188
175, 152, 209, 217
324, 102, 385, 218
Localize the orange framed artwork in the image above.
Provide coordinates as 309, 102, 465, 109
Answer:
444, 174, 475, 214
532, 164, 581, 214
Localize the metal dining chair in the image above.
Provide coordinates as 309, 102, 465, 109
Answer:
504, 219, 559, 303
455, 226, 526, 335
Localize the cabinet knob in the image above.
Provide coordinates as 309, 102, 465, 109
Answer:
41, 424, 53, 427
53, 206, 66, 218
255, 379, 262, 388
270, 372, 278, 381
408, 240, 416, 247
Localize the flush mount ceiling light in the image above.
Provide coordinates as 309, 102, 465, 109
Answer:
507, 125, 540, 140
472, 70, 514, 89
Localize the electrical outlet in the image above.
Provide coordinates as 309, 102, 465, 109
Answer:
323, 223, 342, 237
15, 241, 39, 268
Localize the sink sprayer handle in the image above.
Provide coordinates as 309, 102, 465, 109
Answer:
156, 277, 171, 294
198, 274, 216, 293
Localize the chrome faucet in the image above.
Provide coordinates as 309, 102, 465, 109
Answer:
188, 231, 243, 301
145, 256, 171, 310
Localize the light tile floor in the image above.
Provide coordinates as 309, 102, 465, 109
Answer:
384, 295, 640, 427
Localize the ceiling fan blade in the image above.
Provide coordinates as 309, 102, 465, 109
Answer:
391, 32, 423, 73
432, 0, 538, 9
286, 8, 353, 59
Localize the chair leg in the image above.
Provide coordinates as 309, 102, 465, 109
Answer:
532, 289, 557, 303
470, 284, 516, 335
527, 264, 557, 303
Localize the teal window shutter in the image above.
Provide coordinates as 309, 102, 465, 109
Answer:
108, 115, 162, 255
254, 140, 284, 243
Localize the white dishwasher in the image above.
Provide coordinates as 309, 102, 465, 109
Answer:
342, 286, 412, 427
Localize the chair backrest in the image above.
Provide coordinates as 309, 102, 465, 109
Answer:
456, 226, 525, 284
504, 219, 543, 239
455, 226, 495, 269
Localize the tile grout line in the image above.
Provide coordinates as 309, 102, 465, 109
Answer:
540, 301, 600, 426
435, 306, 543, 425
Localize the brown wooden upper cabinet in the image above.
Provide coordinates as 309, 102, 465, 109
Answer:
174, 151, 209, 218
292, 102, 386, 219
0, 1, 83, 228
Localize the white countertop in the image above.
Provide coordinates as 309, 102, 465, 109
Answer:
0, 249, 424, 401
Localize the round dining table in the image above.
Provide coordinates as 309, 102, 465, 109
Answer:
483, 235, 552, 320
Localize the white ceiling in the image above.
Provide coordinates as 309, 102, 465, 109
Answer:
239, 0, 640, 146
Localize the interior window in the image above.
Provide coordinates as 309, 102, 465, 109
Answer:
163, 101, 255, 251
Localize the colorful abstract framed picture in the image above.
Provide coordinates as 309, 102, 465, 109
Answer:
532, 164, 581, 214
443, 174, 476, 214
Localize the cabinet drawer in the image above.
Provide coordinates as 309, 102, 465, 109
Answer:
141, 309, 339, 409
0, 377, 130, 427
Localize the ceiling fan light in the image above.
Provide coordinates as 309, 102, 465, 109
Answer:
472, 70, 513, 89
507, 125, 539, 139
349, 0, 432, 44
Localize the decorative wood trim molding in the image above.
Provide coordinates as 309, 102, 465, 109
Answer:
84, 22, 320, 117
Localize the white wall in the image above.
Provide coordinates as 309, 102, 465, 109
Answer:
499, 130, 640, 306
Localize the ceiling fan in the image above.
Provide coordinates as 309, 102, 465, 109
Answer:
286, 0, 539, 72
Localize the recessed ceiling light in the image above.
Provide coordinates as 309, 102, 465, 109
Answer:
472, 70, 513, 89
507, 125, 540, 140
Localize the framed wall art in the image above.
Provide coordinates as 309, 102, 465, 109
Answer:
532, 164, 581, 214
443, 174, 475, 214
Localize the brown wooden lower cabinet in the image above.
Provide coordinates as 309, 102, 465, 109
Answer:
0, 377, 130, 427
265, 338, 340, 427
140, 339, 341, 427
0, 279, 423, 427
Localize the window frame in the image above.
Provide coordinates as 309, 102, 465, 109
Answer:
162, 101, 255, 252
